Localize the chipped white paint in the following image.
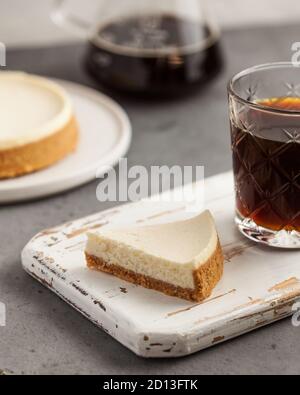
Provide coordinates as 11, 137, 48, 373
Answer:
22, 172, 300, 358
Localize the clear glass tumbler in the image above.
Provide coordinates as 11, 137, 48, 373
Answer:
228, 62, 300, 249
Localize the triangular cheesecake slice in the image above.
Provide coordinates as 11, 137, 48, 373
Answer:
85, 211, 224, 302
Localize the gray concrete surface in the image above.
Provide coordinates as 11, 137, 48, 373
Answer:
0, 24, 300, 375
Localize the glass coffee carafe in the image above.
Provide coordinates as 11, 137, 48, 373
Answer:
53, 0, 223, 96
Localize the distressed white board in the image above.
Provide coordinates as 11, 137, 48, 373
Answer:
22, 172, 300, 358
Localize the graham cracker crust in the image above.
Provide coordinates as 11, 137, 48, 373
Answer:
85, 241, 224, 302
0, 117, 79, 179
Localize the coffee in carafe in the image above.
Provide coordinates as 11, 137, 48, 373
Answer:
53, 0, 223, 97
86, 14, 223, 96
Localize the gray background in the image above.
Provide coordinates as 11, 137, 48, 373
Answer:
2, 0, 300, 46
1, 24, 300, 375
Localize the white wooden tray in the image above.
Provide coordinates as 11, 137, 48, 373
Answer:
22, 172, 300, 358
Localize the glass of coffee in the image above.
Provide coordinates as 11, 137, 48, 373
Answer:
229, 63, 300, 249
52, 0, 223, 96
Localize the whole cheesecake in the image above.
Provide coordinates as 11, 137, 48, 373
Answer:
86, 211, 224, 302
0, 72, 79, 179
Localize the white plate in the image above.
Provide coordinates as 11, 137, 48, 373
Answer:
22, 172, 300, 358
0, 79, 132, 204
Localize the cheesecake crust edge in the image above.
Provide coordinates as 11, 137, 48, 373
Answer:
85, 241, 224, 302
0, 116, 79, 179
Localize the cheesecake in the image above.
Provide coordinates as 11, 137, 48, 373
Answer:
85, 211, 224, 302
0, 72, 78, 179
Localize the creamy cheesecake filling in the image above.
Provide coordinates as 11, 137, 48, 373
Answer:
86, 211, 219, 290
0, 72, 73, 149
